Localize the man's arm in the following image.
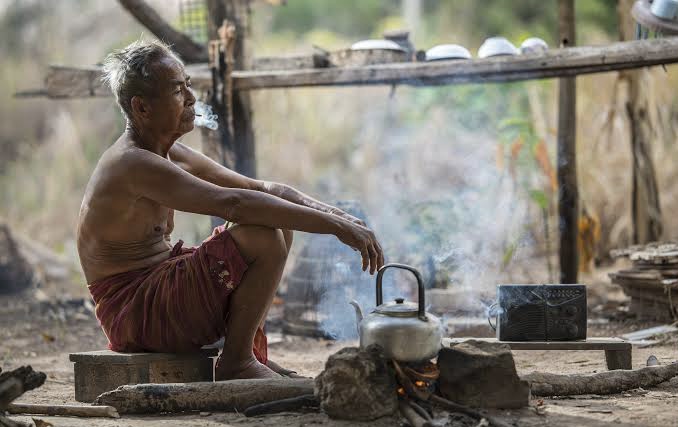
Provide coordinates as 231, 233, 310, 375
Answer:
168, 142, 259, 189
168, 142, 365, 225
127, 147, 384, 272
260, 181, 366, 226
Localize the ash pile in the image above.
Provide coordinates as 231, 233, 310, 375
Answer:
609, 241, 678, 322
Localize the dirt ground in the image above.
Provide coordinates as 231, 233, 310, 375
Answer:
1, 291, 677, 427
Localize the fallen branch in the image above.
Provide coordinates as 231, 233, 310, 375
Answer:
93, 378, 314, 414
0, 367, 46, 410
524, 362, 678, 396
243, 394, 318, 417
7, 403, 119, 418
117, 0, 208, 63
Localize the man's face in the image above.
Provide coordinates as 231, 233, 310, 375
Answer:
139, 55, 196, 137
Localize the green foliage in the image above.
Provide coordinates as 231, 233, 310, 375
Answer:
268, 0, 400, 39
529, 189, 550, 210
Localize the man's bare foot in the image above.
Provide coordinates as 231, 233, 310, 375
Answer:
215, 356, 281, 380
266, 359, 308, 378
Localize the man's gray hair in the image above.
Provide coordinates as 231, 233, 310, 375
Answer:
101, 39, 183, 118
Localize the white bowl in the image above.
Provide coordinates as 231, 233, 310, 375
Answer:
426, 44, 472, 61
520, 37, 549, 54
350, 39, 405, 51
478, 37, 518, 58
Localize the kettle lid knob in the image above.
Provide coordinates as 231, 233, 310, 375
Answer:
395, 297, 405, 304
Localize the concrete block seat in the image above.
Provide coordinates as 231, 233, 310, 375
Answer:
69, 347, 218, 402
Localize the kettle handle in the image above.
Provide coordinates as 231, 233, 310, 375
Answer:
376, 263, 426, 320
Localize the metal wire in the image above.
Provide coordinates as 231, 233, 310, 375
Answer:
179, 0, 208, 44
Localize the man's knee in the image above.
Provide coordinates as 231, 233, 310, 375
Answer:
229, 225, 289, 263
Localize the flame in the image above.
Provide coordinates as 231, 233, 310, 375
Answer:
397, 387, 405, 396
414, 380, 426, 388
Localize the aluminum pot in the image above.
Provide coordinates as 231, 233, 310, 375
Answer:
350, 263, 442, 362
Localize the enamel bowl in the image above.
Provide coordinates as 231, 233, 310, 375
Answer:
520, 37, 549, 54
350, 39, 405, 51
478, 37, 518, 58
425, 44, 472, 61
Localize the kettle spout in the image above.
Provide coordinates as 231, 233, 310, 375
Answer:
349, 300, 363, 336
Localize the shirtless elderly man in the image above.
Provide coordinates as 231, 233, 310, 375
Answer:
77, 40, 384, 380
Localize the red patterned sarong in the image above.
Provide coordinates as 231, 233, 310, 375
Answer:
88, 225, 267, 364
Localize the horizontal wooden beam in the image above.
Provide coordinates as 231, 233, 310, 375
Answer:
232, 37, 678, 90
17, 37, 678, 99
37, 64, 212, 99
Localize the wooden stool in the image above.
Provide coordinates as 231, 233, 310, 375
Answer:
443, 338, 632, 371
69, 347, 218, 402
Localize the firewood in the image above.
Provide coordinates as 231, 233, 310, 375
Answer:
0, 367, 46, 410
7, 403, 119, 418
398, 399, 431, 427
524, 362, 678, 396
93, 378, 314, 414
428, 395, 514, 427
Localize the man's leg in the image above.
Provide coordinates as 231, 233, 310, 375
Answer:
215, 225, 290, 380
262, 229, 303, 376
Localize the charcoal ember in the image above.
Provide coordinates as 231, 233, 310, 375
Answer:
438, 340, 530, 409
314, 345, 398, 420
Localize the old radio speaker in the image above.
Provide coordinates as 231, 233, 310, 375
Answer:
495, 284, 587, 341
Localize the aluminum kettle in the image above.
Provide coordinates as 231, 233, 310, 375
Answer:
350, 263, 442, 362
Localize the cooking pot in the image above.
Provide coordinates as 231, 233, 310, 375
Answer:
350, 263, 442, 362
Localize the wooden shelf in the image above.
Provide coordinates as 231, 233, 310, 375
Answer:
232, 37, 678, 90
17, 37, 678, 99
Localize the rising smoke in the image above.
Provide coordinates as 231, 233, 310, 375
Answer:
308, 86, 538, 340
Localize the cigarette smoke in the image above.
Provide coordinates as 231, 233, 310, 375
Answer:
193, 100, 219, 130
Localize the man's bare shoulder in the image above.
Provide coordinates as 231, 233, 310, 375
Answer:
95, 138, 170, 187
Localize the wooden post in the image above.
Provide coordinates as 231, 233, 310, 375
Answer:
203, 0, 256, 178
619, 0, 663, 244
557, 0, 578, 283
203, 0, 256, 227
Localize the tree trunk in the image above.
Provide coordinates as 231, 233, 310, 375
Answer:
0, 223, 35, 295
557, 0, 578, 284
619, 0, 663, 244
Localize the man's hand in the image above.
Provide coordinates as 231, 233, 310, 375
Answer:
328, 207, 367, 227
335, 220, 384, 274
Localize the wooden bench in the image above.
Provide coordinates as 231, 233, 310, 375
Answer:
443, 338, 632, 371
69, 347, 218, 402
